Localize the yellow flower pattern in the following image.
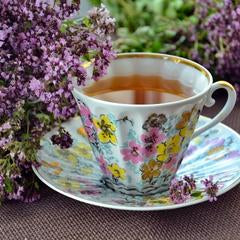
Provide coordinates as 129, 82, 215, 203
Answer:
146, 196, 171, 205
55, 148, 78, 167
93, 114, 117, 144
57, 178, 81, 190
141, 159, 162, 181
73, 143, 93, 160
107, 163, 126, 180
179, 126, 194, 138
177, 106, 199, 139
207, 146, 224, 155
79, 166, 93, 175
40, 160, 63, 175
66, 154, 78, 167
157, 135, 182, 162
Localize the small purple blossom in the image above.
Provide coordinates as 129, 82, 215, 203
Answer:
23, 191, 41, 203
169, 175, 197, 204
51, 128, 73, 149
7, 186, 24, 201
0, 176, 3, 185
183, 175, 196, 192
169, 178, 191, 204
201, 176, 219, 202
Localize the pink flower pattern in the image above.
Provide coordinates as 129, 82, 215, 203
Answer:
121, 141, 144, 164
79, 104, 92, 127
141, 128, 166, 157
163, 155, 178, 173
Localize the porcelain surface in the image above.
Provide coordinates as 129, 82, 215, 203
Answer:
33, 116, 240, 211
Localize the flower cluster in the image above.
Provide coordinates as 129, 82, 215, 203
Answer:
0, 1, 115, 204
192, 0, 240, 94
169, 175, 220, 204
201, 176, 219, 202
51, 127, 73, 149
169, 175, 196, 204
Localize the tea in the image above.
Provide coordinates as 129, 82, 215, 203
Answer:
83, 75, 195, 104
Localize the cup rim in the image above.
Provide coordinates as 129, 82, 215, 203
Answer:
75, 52, 213, 108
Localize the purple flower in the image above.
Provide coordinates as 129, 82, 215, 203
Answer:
0, 0, 115, 204
23, 192, 41, 203
0, 1, 115, 119
51, 128, 73, 149
193, 1, 240, 83
0, 122, 11, 132
7, 185, 24, 201
183, 175, 196, 191
201, 176, 219, 202
29, 78, 43, 98
169, 178, 191, 204
169, 175, 197, 204
0, 175, 3, 183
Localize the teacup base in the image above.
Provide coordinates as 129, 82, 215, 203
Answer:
101, 176, 170, 196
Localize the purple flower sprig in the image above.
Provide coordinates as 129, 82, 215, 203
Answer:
201, 176, 219, 202
191, 0, 240, 92
169, 175, 196, 204
0, 1, 115, 204
169, 175, 220, 204
51, 127, 73, 149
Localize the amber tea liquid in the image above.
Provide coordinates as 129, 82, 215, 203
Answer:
83, 75, 194, 104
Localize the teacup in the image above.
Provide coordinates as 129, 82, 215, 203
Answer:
72, 53, 236, 196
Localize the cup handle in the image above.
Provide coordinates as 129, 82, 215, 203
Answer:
192, 81, 237, 138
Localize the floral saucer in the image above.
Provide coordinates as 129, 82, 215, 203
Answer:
33, 116, 240, 211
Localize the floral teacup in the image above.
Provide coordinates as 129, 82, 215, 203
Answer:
72, 53, 236, 196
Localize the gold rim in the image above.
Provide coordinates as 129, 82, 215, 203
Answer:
218, 81, 235, 91
117, 53, 211, 82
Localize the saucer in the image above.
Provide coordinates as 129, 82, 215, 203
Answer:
33, 116, 240, 211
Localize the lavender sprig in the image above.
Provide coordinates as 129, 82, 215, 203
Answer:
192, 0, 240, 90
0, 1, 115, 204
51, 127, 73, 149
169, 175, 196, 204
169, 175, 219, 204
201, 176, 219, 202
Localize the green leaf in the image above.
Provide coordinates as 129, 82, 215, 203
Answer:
0, 79, 5, 86
60, 19, 77, 33
90, 0, 101, 6
82, 17, 92, 28
191, 191, 203, 199
60, 23, 68, 33
34, 181, 40, 191
4, 178, 14, 193
36, 113, 51, 125
21, 133, 30, 141
23, 21, 32, 31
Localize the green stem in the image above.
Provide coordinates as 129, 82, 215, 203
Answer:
26, 110, 30, 136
